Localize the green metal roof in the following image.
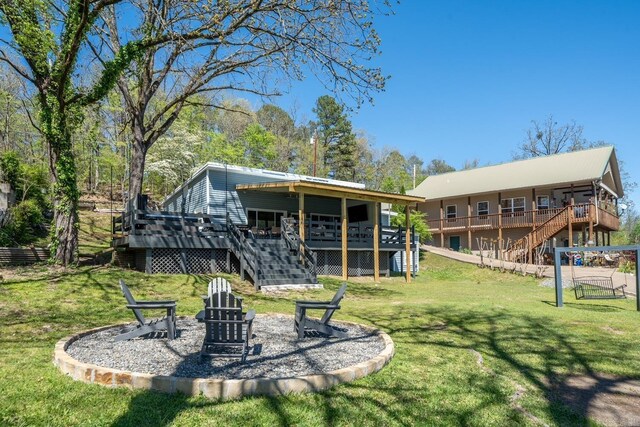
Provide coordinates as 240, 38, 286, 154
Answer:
409, 146, 623, 200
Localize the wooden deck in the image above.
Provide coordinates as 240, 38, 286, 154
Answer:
427, 203, 619, 234
112, 209, 416, 251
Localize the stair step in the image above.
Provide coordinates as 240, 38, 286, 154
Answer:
259, 277, 315, 286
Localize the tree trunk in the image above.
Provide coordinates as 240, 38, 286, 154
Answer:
128, 134, 147, 202
47, 125, 80, 266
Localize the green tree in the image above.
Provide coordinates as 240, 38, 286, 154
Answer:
0, 1, 150, 264
257, 104, 297, 171
240, 123, 276, 169
426, 159, 456, 176
313, 95, 357, 180
392, 209, 431, 244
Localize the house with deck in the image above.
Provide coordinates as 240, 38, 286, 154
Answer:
112, 163, 424, 288
408, 146, 623, 262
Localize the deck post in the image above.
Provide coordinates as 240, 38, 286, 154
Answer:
405, 204, 411, 283
342, 197, 348, 280
497, 192, 502, 245
569, 197, 574, 246
299, 192, 305, 255
439, 200, 444, 248
374, 202, 380, 282
625, 246, 640, 311
554, 248, 563, 307
467, 197, 472, 250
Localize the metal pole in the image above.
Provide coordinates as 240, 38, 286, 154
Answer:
636, 248, 639, 312
313, 133, 317, 177
554, 247, 563, 307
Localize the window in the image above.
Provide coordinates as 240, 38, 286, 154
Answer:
446, 205, 457, 220
537, 195, 549, 210
501, 197, 525, 213
477, 201, 489, 217
246, 209, 286, 229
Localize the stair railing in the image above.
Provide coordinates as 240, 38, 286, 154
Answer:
507, 206, 571, 262
226, 213, 261, 287
282, 217, 318, 278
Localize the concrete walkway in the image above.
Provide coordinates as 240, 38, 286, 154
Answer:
423, 245, 638, 297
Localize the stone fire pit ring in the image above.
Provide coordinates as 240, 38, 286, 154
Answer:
53, 314, 394, 400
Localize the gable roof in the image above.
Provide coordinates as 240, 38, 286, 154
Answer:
409, 146, 623, 200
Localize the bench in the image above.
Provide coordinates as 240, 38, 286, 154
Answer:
573, 276, 626, 300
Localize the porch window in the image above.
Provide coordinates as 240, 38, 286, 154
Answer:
247, 209, 286, 229
477, 201, 489, 217
537, 195, 549, 210
501, 197, 525, 214
446, 205, 457, 221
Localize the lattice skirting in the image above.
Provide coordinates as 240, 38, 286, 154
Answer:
141, 248, 230, 274
315, 250, 390, 277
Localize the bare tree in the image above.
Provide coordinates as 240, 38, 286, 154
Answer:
516, 115, 585, 159
100, 1, 390, 200
0, 0, 389, 264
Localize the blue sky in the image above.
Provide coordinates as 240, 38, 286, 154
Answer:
271, 1, 640, 206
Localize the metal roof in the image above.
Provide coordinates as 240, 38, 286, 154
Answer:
408, 146, 623, 200
237, 181, 425, 205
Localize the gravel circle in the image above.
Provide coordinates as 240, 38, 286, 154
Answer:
66, 314, 385, 379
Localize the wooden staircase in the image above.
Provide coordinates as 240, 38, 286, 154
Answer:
227, 215, 317, 289
506, 206, 571, 263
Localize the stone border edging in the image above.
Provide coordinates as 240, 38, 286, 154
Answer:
53, 315, 394, 400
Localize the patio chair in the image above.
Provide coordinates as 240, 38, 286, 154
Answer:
115, 279, 177, 342
196, 290, 256, 361
204, 277, 232, 305
294, 283, 348, 339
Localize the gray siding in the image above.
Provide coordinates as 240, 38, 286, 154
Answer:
207, 169, 348, 224
163, 166, 378, 227
164, 170, 207, 213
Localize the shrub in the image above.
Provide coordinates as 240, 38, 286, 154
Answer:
6, 200, 46, 245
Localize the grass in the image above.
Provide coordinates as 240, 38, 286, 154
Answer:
1, 253, 639, 426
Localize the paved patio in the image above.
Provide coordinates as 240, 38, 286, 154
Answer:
423, 245, 637, 296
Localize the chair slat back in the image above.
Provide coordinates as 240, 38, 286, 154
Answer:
119, 279, 146, 325
207, 291, 244, 343
320, 283, 347, 324
208, 277, 232, 307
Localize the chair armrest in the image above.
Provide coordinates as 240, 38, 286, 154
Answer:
295, 303, 340, 310
295, 300, 331, 305
135, 300, 177, 305
195, 310, 205, 321
244, 309, 256, 322
126, 303, 176, 309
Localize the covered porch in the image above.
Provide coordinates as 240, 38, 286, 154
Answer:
236, 180, 425, 282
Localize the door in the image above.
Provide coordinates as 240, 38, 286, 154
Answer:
449, 236, 461, 252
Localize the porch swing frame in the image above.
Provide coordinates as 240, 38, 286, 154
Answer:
553, 245, 640, 311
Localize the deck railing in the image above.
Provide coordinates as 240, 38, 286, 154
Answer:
427, 203, 618, 233
281, 218, 317, 275
112, 209, 227, 238
285, 218, 415, 248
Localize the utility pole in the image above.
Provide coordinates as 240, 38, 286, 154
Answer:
413, 164, 416, 189
311, 132, 318, 177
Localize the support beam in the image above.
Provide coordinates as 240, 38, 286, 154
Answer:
439, 200, 444, 248
467, 197, 472, 251
405, 204, 411, 283
298, 192, 305, 255
568, 196, 574, 246
342, 197, 348, 280
373, 202, 380, 282
497, 192, 502, 245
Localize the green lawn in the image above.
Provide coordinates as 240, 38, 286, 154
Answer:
1, 253, 638, 426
